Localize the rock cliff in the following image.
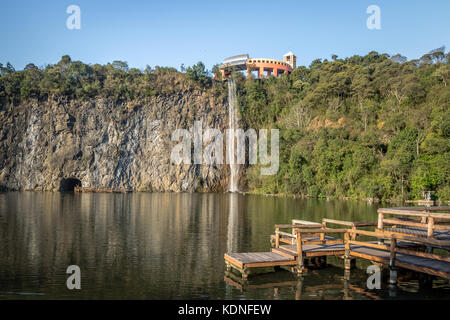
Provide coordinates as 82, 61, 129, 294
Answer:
0, 90, 231, 192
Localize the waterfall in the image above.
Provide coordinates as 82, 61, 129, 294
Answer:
227, 79, 240, 193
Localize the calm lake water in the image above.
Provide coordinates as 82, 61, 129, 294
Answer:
0, 192, 448, 300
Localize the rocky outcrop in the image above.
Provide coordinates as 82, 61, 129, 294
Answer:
0, 90, 230, 192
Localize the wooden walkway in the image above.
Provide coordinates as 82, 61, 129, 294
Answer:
350, 246, 450, 277
224, 207, 450, 286
346, 229, 450, 281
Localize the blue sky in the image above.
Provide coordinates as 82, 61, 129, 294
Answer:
1, 0, 449, 70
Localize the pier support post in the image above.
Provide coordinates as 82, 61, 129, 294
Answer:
315, 256, 327, 268
377, 212, 384, 244
295, 276, 304, 300
418, 274, 433, 290
295, 230, 304, 275
295, 259, 305, 275
344, 269, 351, 281
343, 276, 350, 300
389, 237, 398, 287
242, 268, 249, 281
388, 283, 397, 297
344, 232, 352, 273
389, 268, 398, 286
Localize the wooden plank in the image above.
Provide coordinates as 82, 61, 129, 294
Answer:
378, 208, 450, 220
380, 229, 450, 245
394, 261, 450, 280
349, 240, 390, 251
277, 231, 296, 238
244, 260, 297, 268
434, 224, 450, 231
395, 248, 450, 263
224, 254, 244, 269
349, 229, 388, 239
350, 250, 389, 264
383, 218, 427, 229
271, 248, 296, 259
303, 239, 343, 245
322, 218, 355, 227
292, 219, 322, 225
379, 206, 450, 212
305, 250, 345, 257
295, 228, 347, 234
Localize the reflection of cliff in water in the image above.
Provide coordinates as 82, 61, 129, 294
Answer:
0, 192, 249, 299
2, 193, 444, 299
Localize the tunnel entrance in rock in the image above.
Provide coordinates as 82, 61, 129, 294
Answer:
59, 178, 82, 192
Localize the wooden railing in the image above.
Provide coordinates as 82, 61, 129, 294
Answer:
345, 229, 450, 280
273, 218, 373, 247
293, 228, 348, 271
348, 228, 450, 248
377, 207, 450, 238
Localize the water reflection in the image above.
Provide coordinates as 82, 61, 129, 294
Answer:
0, 192, 448, 299
226, 193, 239, 253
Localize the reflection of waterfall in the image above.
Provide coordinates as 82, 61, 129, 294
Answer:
226, 193, 239, 253
227, 79, 240, 193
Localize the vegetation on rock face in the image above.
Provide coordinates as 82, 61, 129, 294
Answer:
1, 49, 449, 201
236, 49, 450, 202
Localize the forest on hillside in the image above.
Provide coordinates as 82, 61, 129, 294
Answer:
0, 49, 449, 201
235, 49, 450, 202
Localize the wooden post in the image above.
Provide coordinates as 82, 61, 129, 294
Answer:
296, 230, 304, 274
295, 276, 304, 300
320, 256, 327, 268
242, 268, 249, 281
427, 216, 434, 238
343, 276, 350, 300
377, 212, 384, 230
389, 237, 397, 286
377, 212, 384, 244
275, 226, 280, 248
320, 219, 326, 241
351, 225, 357, 241
419, 274, 433, 290
344, 232, 351, 272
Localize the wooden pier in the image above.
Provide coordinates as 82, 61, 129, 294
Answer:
224, 206, 450, 287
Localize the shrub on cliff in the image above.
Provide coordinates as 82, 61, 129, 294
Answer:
185, 61, 211, 87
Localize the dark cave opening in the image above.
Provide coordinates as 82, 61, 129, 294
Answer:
59, 178, 82, 192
